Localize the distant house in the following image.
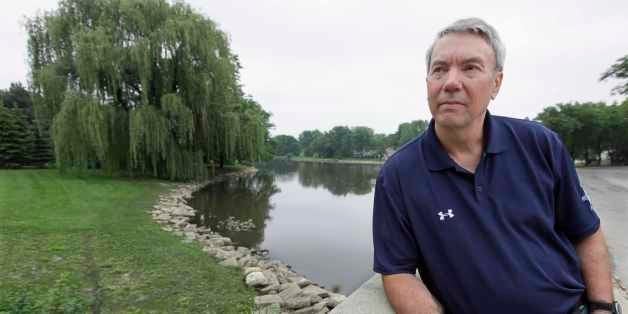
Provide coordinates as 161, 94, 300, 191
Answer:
383, 148, 396, 161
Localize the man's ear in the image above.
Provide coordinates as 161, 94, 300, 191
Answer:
491, 71, 503, 100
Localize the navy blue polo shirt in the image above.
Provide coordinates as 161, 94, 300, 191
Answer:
373, 112, 600, 314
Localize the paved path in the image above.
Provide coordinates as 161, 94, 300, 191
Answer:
332, 167, 628, 313
577, 167, 628, 288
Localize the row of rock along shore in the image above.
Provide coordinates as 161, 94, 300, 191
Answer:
150, 168, 347, 314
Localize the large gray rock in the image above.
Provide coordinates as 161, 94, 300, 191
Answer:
219, 257, 239, 267
286, 296, 312, 310
183, 224, 197, 232
311, 295, 323, 304
246, 271, 269, 287
214, 249, 237, 260
302, 285, 330, 298
236, 246, 250, 255
289, 277, 313, 288
207, 238, 225, 247
238, 256, 254, 267
173, 219, 188, 228
263, 270, 280, 286
244, 267, 263, 276
326, 293, 347, 308
278, 283, 301, 301
260, 284, 281, 294
196, 226, 211, 234
244, 257, 259, 267
255, 294, 282, 306
171, 207, 194, 217
294, 301, 328, 314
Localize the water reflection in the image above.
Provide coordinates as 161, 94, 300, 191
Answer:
189, 173, 280, 248
258, 159, 299, 182
297, 162, 379, 196
189, 160, 380, 295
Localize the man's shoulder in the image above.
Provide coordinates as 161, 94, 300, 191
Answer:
493, 114, 552, 134
493, 114, 562, 148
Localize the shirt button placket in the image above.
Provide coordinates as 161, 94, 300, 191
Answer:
475, 154, 487, 201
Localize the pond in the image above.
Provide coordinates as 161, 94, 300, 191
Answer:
188, 160, 381, 295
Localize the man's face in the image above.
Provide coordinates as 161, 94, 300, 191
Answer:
426, 32, 503, 129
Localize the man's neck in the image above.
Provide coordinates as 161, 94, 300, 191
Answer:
434, 112, 486, 172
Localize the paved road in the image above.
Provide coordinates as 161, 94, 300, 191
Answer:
578, 167, 628, 289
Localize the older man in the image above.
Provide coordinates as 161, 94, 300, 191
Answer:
372, 18, 620, 314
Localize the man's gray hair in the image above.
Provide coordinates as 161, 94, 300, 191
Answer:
425, 17, 506, 72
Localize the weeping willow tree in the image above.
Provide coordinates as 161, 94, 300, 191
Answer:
26, 0, 271, 180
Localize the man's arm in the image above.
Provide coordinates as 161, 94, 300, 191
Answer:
382, 273, 444, 314
575, 228, 614, 312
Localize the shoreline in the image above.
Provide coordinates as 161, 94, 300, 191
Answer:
289, 157, 384, 166
150, 166, 346, 313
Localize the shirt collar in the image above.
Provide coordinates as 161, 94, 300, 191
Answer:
423, 111, 509, 171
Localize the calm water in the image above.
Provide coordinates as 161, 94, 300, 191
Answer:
189, 160, 381, 295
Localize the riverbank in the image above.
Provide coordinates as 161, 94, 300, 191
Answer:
290, 157, 384, 165
154, 167, 348, 313
0, 169, 254, 313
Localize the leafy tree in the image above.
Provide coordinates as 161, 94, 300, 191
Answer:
606, 100, 628, 164
26, 0, 270, 179
350, 126, 375, 158
271, 135, 300, 157
327, 126, 353, 158
298, 130, 323, 157
536, 102, 628, 165
396, 120, 428, 147
600, 55, 628, 96
310, 133, 333, 158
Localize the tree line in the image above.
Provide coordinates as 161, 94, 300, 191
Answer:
535, 54, 628, 165
271, 120, 429, 159
535, 100, 628, 165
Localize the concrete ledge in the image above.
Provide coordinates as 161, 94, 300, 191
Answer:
331, 274, 628, 313
330, 274, 393, 314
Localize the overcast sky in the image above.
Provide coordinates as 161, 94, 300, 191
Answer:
2, 0, 628, 137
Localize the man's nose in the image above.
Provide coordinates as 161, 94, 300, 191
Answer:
443, 68, 463, 92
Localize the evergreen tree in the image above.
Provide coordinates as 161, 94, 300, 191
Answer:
1, 82, 53, 166
0, 101, 35, 168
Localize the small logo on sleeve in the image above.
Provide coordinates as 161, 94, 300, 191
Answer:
581, 188, 595, 212
438, 209, 455, 221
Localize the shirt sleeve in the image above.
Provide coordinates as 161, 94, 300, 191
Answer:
372, 168, 419, 275
552, 134, 601, 242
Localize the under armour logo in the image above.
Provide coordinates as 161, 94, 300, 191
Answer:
438, 209, 455, 221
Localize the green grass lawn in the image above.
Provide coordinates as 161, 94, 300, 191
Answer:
0, 169, 254, 313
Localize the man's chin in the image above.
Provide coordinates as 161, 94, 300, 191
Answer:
435, 115, 470, 129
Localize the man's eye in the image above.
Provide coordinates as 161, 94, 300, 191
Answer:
432, 67, 444, 73
464, 65, 479, 71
